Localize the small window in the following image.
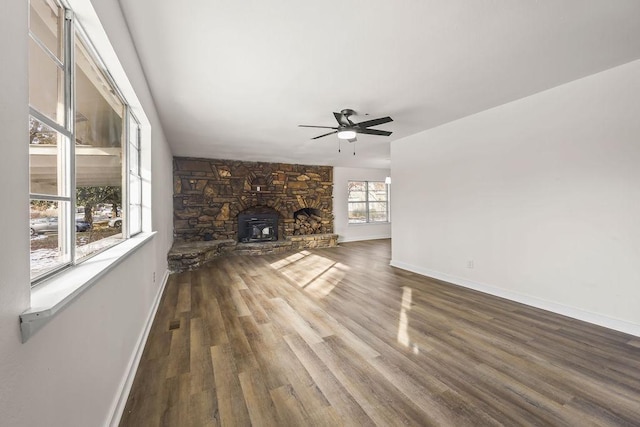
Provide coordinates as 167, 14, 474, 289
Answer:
348, 181, 389, 223
128, 113, 143, 235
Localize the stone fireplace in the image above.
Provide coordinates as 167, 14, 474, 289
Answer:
169, 157, 338, 271
173, 157, 334, 241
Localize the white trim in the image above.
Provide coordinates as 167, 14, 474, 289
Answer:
21, 232, 157, 341
389, 260, 640, 338
347, 221, 391, 226
339, 234, 391, 243
107, 269, 170, 427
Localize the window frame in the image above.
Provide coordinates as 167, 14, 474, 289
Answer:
21, 0, 155, 343
347, 180, 390, 224
28, 0, 141, 285
127, 112, 143, 236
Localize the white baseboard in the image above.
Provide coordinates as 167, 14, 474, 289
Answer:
107, 269, 170, 427
389, 260, 640, 338
338, 234, 391, 243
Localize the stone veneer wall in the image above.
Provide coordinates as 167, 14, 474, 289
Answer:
173, 157, 334, 241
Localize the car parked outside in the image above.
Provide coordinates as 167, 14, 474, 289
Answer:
108, 217, 122, 228
75, 219, 91, 232
30, 217, 93, 235
30, 217, 58, 235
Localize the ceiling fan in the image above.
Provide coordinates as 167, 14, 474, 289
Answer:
299, 109, 393, 143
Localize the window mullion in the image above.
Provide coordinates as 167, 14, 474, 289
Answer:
123, 107, 131, 239
29, 194, 71, 203
29, 108, 71, 139
366, 181, 370, 223
29, 32, 64, 68
386, 182, 390, 222
65, 8, 76, 263
130, 111, 142, 236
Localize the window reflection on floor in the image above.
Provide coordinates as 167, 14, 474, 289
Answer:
270, 250, 349, 298
397, 286, 419, 354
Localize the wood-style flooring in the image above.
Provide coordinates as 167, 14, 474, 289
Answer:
120, 239, 640, 426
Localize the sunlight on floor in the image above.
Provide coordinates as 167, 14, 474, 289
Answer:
397, 286, 419, 354
270, 251, 349, 298
269, 251, 310, 270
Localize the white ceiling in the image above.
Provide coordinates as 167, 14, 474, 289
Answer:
118, 0, 640, 168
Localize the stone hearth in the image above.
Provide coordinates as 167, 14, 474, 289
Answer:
168, 234, 338, 272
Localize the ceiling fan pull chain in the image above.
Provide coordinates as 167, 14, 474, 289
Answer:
353, 142, 356, 156
338, 139, 341, 153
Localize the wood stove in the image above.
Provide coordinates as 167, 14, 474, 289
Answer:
238, 213, 278, 243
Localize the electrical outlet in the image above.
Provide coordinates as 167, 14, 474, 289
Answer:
467, 260, 474, 269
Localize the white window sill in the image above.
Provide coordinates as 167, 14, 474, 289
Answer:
20, 231, 156, 342
348, 222, 391, 226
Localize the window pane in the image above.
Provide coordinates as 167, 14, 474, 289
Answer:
129, 114, 142, 235
348, 202, 367, 223
29, 0, 63, 61
368, 181, 387, 202
75, 33, 125, 260
75, 34, 124, 149
369, 202, 388, 222
129, 115, 139, 148
75, 212, 122, 259
129, 142, 139, 175
30, 200, 71, 280
129, 204, 142, 235
29, 117, 69, 196
348, 181, 366, 202
130, 175, 142, 205
29, 38, 64, 125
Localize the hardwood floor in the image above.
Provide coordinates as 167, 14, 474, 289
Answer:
120, 239, 640, 426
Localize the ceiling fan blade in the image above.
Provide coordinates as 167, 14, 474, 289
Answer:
311, 130, 338, 140
298, 125, 339, 129
355, 116, 393, 128
333, 112, 351, 126
355, 128, 393, 137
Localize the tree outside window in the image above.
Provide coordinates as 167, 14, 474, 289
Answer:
348, 181, 389, 223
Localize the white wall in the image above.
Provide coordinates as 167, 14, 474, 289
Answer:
0, 1, 174, 426
391, 59, 640, 336
334, 167, 391, 242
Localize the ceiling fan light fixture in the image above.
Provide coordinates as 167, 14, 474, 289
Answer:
337, 130, 356, 140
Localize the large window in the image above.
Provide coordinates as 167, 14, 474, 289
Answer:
29, 0, 142, 282
348, 181, 389, 223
